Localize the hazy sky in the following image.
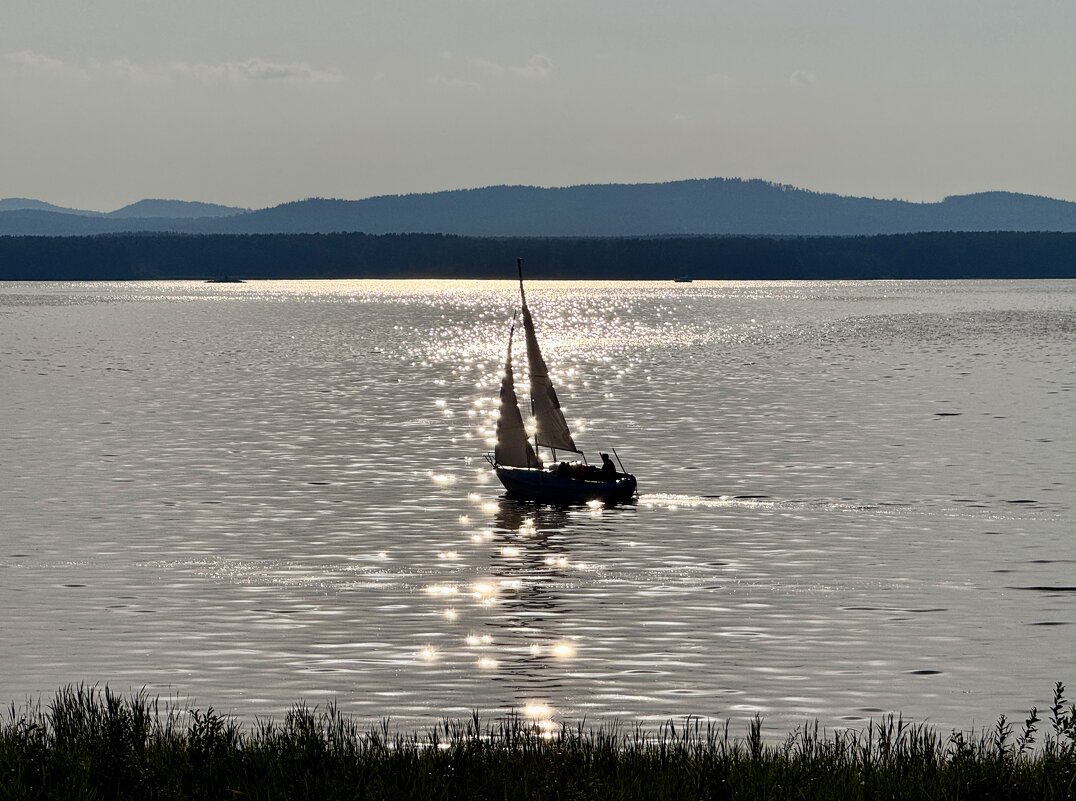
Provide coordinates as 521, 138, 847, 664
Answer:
3, 0, 1075, 210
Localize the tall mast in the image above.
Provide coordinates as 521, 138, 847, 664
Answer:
518, 257, 537, 455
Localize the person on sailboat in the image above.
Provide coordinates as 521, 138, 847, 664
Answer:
600, 452, 618, 481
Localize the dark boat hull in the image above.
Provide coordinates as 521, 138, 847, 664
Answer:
495, 466, 637, 505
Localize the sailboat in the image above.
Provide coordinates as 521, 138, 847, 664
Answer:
485, 259, 638, 505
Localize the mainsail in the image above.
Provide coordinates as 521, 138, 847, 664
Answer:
494, 325, 542, 469
518, 261, 579, 453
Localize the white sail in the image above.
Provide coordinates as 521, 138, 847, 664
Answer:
521, 301, 579, 453
494, 326, 542, 469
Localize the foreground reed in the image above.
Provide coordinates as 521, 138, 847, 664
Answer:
3, 684, 1075, 800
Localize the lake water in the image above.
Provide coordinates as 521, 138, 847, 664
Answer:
2, 279, 1074, 735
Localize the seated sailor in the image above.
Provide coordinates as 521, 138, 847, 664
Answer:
600, 452, 618, 481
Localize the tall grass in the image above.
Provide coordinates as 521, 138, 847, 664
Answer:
2, 683, 1075, 799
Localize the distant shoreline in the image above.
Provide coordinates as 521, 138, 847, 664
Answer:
2, 230, 1076, 281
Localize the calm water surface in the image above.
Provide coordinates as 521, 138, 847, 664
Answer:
1, 279, 1074, 734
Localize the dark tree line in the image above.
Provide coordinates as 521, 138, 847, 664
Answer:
1, 231, 1075, 281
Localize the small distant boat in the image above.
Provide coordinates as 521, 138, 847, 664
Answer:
673, 275, 693, 283
485, 259, 637, 505
205, 276, 245, 283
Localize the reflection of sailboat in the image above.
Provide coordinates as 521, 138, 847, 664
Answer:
485, 259, 637, 505
491, 498, 572, 535
484, 498, 597, 662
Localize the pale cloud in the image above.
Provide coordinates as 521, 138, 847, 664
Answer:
511, 54, 553, 79
431, 54, 550, 87
170, 58, 342, 83
5, 50, 65, 71
429, 74, 481, 90
89, 57, 155, 83
3, 51, 341, 84
789, 70, 818, 87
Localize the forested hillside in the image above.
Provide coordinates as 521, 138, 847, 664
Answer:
2, 231, 1074, 281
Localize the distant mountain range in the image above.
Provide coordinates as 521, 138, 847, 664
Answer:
106, 199, 249, 219
0, 198, 102, 216
4, 179, 1076, 237
0, 197, 247, 225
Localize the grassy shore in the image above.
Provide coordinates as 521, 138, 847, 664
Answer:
3, 685, 1075, 800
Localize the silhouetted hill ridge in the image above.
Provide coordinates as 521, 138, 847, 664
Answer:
108, 199, 249, 219
0, 198, 248, 229
4, 179, 1076, 236
0, 198, 99, 216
